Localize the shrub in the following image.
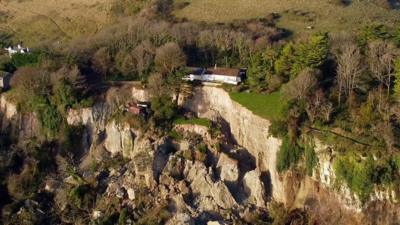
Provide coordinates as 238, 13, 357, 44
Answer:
197, 143, 208, 153
68, 184, 95, 210
277, 136, 303, 173
10, 52, 43, 68
305, 142, 318, 176
151, 95, 177, 127
333, 153, 375, 203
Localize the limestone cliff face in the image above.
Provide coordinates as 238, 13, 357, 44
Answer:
184, 86, 400, 216
0, 95, 38, 140
184, 86, 286, 203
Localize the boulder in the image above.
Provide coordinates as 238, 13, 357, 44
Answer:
166, 213, 195, 225
184, 161, 237, 209
243, 170, 266, 207
216, 153, 239, 183
163, 155, 185, 179
127, 188, 136, 200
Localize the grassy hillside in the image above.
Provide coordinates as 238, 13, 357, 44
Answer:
0, 0, 113, 47
174, 0, 400, 37
230, 91, 284, 120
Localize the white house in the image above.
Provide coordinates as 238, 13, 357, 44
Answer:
4, 44, 30, 57
184, 66, 245, 85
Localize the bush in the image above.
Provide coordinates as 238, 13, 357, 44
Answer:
68, 184, 95, 210
333, 153, 375, 203
277, 136, 303, 173
305, 142, 318, 176
151, 95, 177, 127
10, 52, 43, 68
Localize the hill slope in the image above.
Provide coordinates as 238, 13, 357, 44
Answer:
174, 0, 400, 37
0, 0, 113, 46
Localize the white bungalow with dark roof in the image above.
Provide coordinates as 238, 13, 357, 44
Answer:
184, 66, 245, 85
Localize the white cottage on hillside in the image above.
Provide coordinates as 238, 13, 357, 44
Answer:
4, 44, 30, 57
184, 66, 245, 85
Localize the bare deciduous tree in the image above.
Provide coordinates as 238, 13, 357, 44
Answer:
367, 40, 398, 106
131, 40, 155, 79
92, 47, 112, 79
155, 42, 186, 74
336, 42, 364, 105
282, 68, 319, 101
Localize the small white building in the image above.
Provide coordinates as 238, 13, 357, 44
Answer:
184, 66, 245, 85
4, 44, 30, 57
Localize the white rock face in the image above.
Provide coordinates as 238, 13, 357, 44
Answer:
127, 188, 136, 200
0, 95, 17, 119
207, 221, 224, 225
132, 86, 150, 102
104, 120, 135, 158
184, 161, 237, 210
185, 87, 285, 203
166, 213, 194, 225
92, 210, 102, 220
243, 169, 266, 207
217, 153, 239, 183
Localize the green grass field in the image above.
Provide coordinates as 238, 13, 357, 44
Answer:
174, 0, 400, 37
229, 91, 284, 120
0, 0, 112, 47
174, 117, 212, 128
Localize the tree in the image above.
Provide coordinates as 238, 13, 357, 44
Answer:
147, 72, 165, 98
131, 40, 155, 81
291, 32, 329, 78
336, 42, 364, 105
155, 42, 186, 75
92, 47, 112, 79
367, 40, 398, 98
274, 44, 295, 79
282, 68, 319, 101
151, 95, 176, 127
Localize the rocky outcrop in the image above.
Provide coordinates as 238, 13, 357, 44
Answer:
184, 86, 400, 219
216, 153, 239, 183
184, 161, 237, 210
132, 85, 150, 102
243, 169, 266, 207
166, 213, 194, 225
185, 86, 284, 203
104, 120, 135, 158
0, 95, 17, 120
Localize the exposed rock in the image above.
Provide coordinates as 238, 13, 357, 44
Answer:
184, 161, 237, 210
216, 153, 239, 183
184, 86, 285, 203
127, 188, 136, 200
104, 120, 135, 158
207, 221, 224, 225
92, 210, 102, 220
243, 170, 266, 208
0, 95, 17, 119
166, 213, 195, 225
67, 102, 112, 130
132, 86, 150, 102
163, 154, 185, 179
175, 124, 211, 141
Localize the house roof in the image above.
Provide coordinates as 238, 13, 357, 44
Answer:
206, 67, 240, 77
187, 67, 204, 75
